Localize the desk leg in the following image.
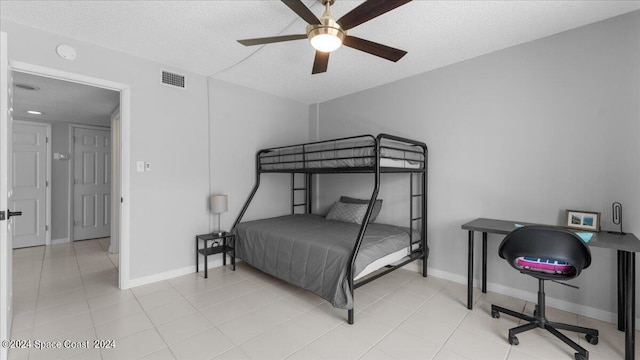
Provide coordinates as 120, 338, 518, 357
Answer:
468, 231, 474, 310
619, 250, 626, 331
195, 236, 199, 274
624, 251, 635, 360
482, 232, 487, 293
204, 241, 208, 279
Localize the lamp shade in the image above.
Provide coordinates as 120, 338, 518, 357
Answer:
210, 195, 228, 214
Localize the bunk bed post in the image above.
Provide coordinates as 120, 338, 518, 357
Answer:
306, 173, 312, 214
291, 173, 295, 215
422, 146, 428, 277
347, 134, 381, 324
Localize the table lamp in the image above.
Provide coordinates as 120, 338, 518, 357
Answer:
210, 194, 228, 235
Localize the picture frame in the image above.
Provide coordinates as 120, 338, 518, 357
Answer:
566, 210, 600, 232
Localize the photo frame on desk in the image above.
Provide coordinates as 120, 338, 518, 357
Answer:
566, 210, 600, 232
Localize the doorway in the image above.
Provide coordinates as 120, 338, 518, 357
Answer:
1, 55, 131, 360
11, 71, 119, 249
5, 60, 131, 292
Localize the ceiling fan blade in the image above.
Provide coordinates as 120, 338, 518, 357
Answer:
343, 36, 407, 62
237, 34, 307, 46
337, 0, 412, 30
282, 0, 321, 25
312, 51, 330, 74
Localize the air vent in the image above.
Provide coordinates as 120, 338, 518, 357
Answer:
160, 70, 186, 89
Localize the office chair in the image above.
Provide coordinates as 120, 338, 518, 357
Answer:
490, 225, 598, 360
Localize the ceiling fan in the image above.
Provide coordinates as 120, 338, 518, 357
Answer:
237, 0, 412, 74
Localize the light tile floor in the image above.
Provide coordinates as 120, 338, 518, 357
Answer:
8, 239, 638, 360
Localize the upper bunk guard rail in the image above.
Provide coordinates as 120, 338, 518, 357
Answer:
260, 154, 426, 166
231, 133, 428, 325
258, 143, 425, 160
257, 133, 426, 174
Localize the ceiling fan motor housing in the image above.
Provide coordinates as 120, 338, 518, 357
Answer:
306, 17, 346, 47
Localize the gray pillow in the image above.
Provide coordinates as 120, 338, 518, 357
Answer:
340, 196, 383, 222
326, 202, 368, 224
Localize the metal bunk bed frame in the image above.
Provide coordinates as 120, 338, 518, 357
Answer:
231, 133, 428, 324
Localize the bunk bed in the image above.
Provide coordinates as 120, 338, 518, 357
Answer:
231, 134, 428, 324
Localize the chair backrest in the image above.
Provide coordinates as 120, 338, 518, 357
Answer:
499, 225, 592, 280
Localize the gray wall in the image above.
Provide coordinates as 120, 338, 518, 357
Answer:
313, 11, 640, 320
209, 79, 309, 232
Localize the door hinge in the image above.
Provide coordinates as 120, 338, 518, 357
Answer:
46, 137, 49, 144
0, 211, 5, 221
46, 181, 49, 187
45, 225, 49, 231
120, 197, 123, 203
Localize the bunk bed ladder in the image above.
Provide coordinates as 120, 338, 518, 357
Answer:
291, 173, 312, 214
409, 172, 422, 247
410, 170, 428, 277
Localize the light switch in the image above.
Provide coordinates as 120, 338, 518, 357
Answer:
136, 161, 145, 172
144, 162, 152, 172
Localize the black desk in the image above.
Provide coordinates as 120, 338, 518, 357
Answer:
462, 218, 640, 360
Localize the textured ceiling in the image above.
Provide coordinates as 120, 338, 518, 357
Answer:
12, 71, 119, 126
1, 1, 639, 104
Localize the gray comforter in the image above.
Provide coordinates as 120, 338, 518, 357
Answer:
234, 214, 418, 309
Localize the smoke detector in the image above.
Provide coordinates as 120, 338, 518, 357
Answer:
56, 44, 77, 60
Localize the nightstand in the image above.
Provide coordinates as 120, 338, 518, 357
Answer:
195, 232, 235, 278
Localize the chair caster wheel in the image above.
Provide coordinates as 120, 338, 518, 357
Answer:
508, 335, 519, 345
585, 334, 598, 345
491, 310, 500, 319
574, 353, 587, 360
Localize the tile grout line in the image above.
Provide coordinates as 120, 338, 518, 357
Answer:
17, 246, 45, 360
73, 240, 107, 360
358, 279, 454, 360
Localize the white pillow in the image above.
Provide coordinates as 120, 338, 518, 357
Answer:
326, 201, 368, 224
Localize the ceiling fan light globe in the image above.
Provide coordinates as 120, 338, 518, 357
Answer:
310, 34, 342, 52
307, 17, 345, 53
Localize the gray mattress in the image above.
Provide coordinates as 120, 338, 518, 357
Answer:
234, 214, 419, 309
260, 139, 424, 170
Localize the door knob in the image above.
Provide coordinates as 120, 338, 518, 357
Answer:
7, 209, 22, 219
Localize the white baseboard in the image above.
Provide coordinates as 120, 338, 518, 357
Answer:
423, 265, 640, 331
51, 237, 69, 245
127, 255, 232, 289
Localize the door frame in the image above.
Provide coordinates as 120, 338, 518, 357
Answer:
12, 120, 52, 246
68, 123, 111, 243
9, 61, 132, 290
1, 31, 12, 360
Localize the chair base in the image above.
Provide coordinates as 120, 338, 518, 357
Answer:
491, 303, 599, 360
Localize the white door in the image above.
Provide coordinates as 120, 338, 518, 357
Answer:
73, 126, 111, 241
1, 31, 14, 360
12, 122, 49, 248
